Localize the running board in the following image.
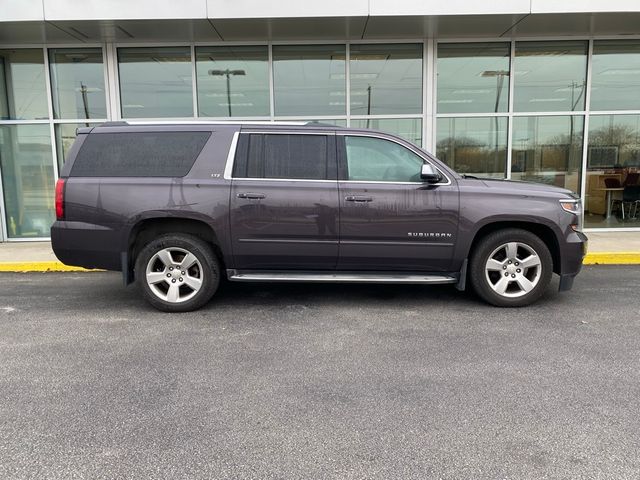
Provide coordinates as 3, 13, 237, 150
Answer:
227, 269, 458, 285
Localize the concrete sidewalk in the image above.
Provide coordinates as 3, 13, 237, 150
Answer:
0, 231, 639, 271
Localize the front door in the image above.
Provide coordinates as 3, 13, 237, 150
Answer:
337, 134, 459, 272
229, 131, 339, 270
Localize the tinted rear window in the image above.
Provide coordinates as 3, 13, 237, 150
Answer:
70, 131, 211, 177
233, 133, 331, 180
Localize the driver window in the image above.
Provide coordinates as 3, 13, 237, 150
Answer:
345, 135, 425, 182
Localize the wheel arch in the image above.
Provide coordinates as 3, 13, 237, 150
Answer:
125, 217, 225, 284
467, 221, 561, 275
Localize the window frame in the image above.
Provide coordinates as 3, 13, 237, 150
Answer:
337, 132, 452, 186
229, 130, 338, 182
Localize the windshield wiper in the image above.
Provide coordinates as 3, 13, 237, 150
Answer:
461, 174, 480, 179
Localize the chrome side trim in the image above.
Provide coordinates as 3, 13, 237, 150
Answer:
238, 238, 339, 244
226, 269, 458, 284
224, 130, 451, 186
232, 178, 337, 183
340, 180, 429, 186
223, 131, 240, 180
340, 240, 454, 247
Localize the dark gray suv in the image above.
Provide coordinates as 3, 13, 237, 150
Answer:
51, 122, 587, 312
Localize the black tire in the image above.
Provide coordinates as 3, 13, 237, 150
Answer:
469, 228, 553, 307
134, 233, 220, 312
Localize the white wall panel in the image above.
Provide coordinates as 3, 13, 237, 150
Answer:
43, 0, 208, 21
0, 0, 44, 21
207, 0, 368, 19
531, 0, 640, 13
369, 0, 530, 16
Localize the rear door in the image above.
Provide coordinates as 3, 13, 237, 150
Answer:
337, 133, 459, 272
229, 131, 339, 270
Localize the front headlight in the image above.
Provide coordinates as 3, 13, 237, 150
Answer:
559, 198, 582, 231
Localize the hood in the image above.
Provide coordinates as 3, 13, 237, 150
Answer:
460, 176, 575, 198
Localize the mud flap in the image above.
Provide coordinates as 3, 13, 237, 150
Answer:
121, 251, 133, 286
558, 274, 575, 292
455, 259, 468, 291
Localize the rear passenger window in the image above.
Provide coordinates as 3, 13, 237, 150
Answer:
233, 133, 332, 180
70, 131, 210, 177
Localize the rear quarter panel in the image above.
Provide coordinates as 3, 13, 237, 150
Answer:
56, 126, 236, 270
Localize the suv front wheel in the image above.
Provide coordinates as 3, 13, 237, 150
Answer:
135, 233, 220, 312
469, 229, 553, 307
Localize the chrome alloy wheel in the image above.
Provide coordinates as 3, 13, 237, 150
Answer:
145, 247, 204, 303
484, 242, 542, 298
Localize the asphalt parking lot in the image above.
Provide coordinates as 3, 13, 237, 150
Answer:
1, 266, 639, 479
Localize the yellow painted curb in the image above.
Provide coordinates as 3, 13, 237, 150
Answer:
583, 252, 640, 265
0, 261, 101, 272
0, 253, 638, 272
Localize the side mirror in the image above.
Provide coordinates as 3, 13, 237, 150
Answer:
420, 163, 441, 184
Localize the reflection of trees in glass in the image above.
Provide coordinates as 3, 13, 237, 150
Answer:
588, 124, 640, 166
518, 132, 582, 173
436, 136, 505, 175
590, 125, 637, 146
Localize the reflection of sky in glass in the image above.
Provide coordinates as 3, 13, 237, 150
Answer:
514, 42, 587, 113
118, 47, 193, 118
591, 41, 640, 111
196, 46, 269, 117
350, 44, 422, 115
273, 45, 346, 116
49, 48, 107, 120
351, 118, 422, 146
0, 124, 55, 238
0, 49, 48, 120
437, 43, 510, 114
512, 116, 583, 148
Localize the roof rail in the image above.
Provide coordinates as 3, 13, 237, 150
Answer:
96, 120, 342, 128
305, 121, 343, 128
99, 121, 129, 127
125, 120, 308, 126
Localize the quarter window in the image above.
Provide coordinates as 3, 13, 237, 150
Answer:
234, 134, 332, 180
70, 131, 210, 177
344, 136, 425, 182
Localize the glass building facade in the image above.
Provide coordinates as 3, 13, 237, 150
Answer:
1, 39, 640, 240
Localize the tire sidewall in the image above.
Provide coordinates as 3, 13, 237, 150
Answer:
470, 229, 553, 307
135, 234, 219, 312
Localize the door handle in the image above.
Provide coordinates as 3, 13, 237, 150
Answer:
237, 192, 266, 199
345, 195, 373, 202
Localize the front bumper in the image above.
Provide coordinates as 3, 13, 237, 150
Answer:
558, 230, 588, 291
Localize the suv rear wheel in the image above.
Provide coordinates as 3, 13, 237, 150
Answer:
135, 233, 220, 312
469, 228, 553, 307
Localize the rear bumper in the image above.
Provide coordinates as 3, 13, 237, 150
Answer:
558, 230, 588, 291
51, 221, 122, 271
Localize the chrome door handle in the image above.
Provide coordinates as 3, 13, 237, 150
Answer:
345, 195, 373, 202
237, 192, 266, 199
